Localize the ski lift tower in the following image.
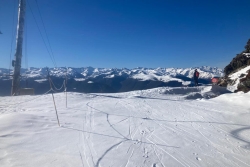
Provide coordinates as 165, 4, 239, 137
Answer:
11, 0, 26, 95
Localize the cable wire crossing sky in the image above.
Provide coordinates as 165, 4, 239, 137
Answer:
0, 0, 250, 69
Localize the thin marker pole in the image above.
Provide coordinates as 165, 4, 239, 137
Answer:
65, 67, 68, 108
52, 92, 60, 126
47, 68, 60, 127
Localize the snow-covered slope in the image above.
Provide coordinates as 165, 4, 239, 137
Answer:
0, 86, 249, 167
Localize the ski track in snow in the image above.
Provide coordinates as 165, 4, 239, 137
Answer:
0, 88, 250, 167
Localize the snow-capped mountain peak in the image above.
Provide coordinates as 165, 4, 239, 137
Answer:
0, 66, 223, 96
1, 66, 223, 81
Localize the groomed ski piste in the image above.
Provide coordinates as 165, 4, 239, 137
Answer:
1, 86, 250, 167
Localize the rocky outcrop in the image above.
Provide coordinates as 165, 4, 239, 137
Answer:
224, 39, 250, 75
224, 53, 250, 76
218, 39, 250, 92
237, 70, 250, 92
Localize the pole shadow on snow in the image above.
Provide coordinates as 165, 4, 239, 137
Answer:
89, 94, 179, 101
164, 87, 201, 95
61, 126, 179, 148
106, 114, 128, 139
95, 140, 126, 167
231, 126, 250, 150
66, 106, 250, 128
165, 120, 250, 127
133, 96, 179, 101
89, 94, 122, 99
61, 126, 179, 167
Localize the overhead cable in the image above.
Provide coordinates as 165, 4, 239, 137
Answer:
34, 0, 57, 67
27, 0, 57, 67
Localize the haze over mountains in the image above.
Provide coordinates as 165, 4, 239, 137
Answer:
0, 66, 223, 96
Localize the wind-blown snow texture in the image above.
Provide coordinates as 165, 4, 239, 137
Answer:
1, 86, 250, 167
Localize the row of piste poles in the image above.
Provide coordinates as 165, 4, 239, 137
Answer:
47, 67, 68, 127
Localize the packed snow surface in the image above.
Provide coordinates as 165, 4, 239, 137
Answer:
1, 86, 250, 167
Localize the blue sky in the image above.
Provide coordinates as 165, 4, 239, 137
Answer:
0, 0, 250, 69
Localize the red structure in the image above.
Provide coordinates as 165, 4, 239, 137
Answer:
211, 77, 219, 84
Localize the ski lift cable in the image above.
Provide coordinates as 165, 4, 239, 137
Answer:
49, 78, 66, 91
8, 0, 18, 75
46, 68, 68, 92
23, 19, 29, 86
0, 2, 1, 33
24, 17, 28, 69
27, 0, 57, 67
27, 0, 56, 67
34, 0, 57, 67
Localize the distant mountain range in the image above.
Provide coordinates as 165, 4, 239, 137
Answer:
0, 66, 223, 96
